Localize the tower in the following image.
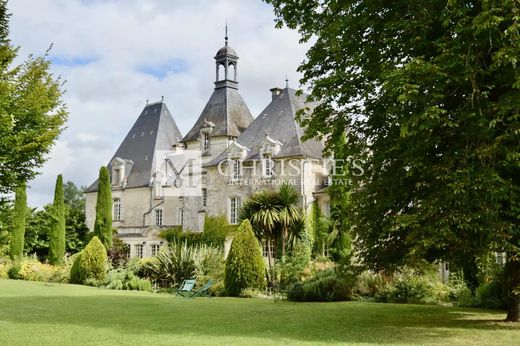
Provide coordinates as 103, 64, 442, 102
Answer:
214, 26, 238, 90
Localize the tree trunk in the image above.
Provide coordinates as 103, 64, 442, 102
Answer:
505, 257, 520, 322
266, 237, 274, 287
281, 226, 287, 257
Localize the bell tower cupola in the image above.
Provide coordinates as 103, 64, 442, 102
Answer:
214, 26, 239, 90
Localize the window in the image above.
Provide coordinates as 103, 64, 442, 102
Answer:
113, 167, 123, 185
202, 188, 207, 207
229, 197, 241, 224
232, 159, 241, 179
202, 132, 210, 151
263, 154, 273, 177
155, 209, 163, 226
262, 239, 275, 258
324, 202, 331, 217
151, 244, 160, 257
135, 244, 143, 259
496, 252, 506, 266
177, 208, 184, 226
113, 197, 123, 221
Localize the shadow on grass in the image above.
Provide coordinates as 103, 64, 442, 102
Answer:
0, 282, 518, 344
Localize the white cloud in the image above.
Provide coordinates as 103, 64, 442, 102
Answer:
8, 0, 309, 207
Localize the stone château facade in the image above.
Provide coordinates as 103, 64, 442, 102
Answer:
85, 37, 330, 258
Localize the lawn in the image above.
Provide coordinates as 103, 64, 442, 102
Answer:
0, 279, 519, 345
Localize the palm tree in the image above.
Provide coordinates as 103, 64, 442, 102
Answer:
239, 191, 280, 271
277, 183, 303, 257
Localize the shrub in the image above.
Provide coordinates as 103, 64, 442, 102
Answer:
49, 174, 65, 265
474, 277, 507, 309
0, 258, 12, 278
7, 263, 22, 279
277, 240, 311, 289
375, 268, 448, 304
71, 236, 107, 285
10, 184, 26, 261
108, 236, 130, 267
94, 167, 112, 250
202, 215, 234, 248
224, 220, 266, 296
160, 227, 203, 246
287, 268, 354, 302
69, 252, 82, 283
353, 271, 385, 298
145, 241, 224, 291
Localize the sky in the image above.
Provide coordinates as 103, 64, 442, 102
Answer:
8, 0, 310, 207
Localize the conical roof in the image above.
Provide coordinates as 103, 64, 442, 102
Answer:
181, 87, 253, 142
205, 87, 323, 166
86, 101, 183, 192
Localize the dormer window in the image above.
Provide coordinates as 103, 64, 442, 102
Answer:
202, 132, 210, 151
112, 166, 124, 186
232, 159, 242, 180
263, 154, 273, 177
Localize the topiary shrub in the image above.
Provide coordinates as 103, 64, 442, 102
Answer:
69, 252, 82, 283
70, 236, 107, 285
224, 220, 266, 296
7, 263, 22, 280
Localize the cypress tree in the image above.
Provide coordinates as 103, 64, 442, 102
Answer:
225, 220, 266, 296
94, 166, 112, 250
49, 174, 65, 265
9, 183, 26, 260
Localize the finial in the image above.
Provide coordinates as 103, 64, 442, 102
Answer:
161, 96, 164, 102
225, 20, 228, 46
285, 76, 289, 88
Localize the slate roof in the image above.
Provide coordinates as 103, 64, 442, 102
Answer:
86, 102, 183, 192
205, 87, 324, 166
181, 87, 253, 142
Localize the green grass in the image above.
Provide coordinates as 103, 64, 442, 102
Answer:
0, 279, 519, 345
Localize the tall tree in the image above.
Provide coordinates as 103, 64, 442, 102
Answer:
0, 1, 67, 193
9, 183, 26, 260
94, 166, 112, 250
276, 183, 303, 257
240, 191, 279, 272
267, 0, 519, 321
49, 174, 65, 265
63, 181, 88, 253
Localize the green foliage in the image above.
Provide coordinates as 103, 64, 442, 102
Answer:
146, 241, 224, 290
49, 175, 65, 265
108, 236, 130, 267
277, 238, 311, 289
287, 268, 354, 302
240, 184, 304, 274
0, 1, 67, 194
6, 256, 70, 283
7, 263, 22, 279
63, 181, 89, 253
202, 215, 234, 248
9, 184, 26, 260
224, 220, 266, 296
94, 167, 112, 250
104, 264, 152, 292
72, 236, 107, 285
160, 226, 203, 246
375, 268, 449, 304
267, 0, 520, 319
0, 199, 12, 257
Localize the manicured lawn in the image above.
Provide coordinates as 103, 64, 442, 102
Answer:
0, 279, 519, 345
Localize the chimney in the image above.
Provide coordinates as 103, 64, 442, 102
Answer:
270, 87, 282, 100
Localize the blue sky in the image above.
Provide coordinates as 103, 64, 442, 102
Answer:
8, 0, 310, 207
